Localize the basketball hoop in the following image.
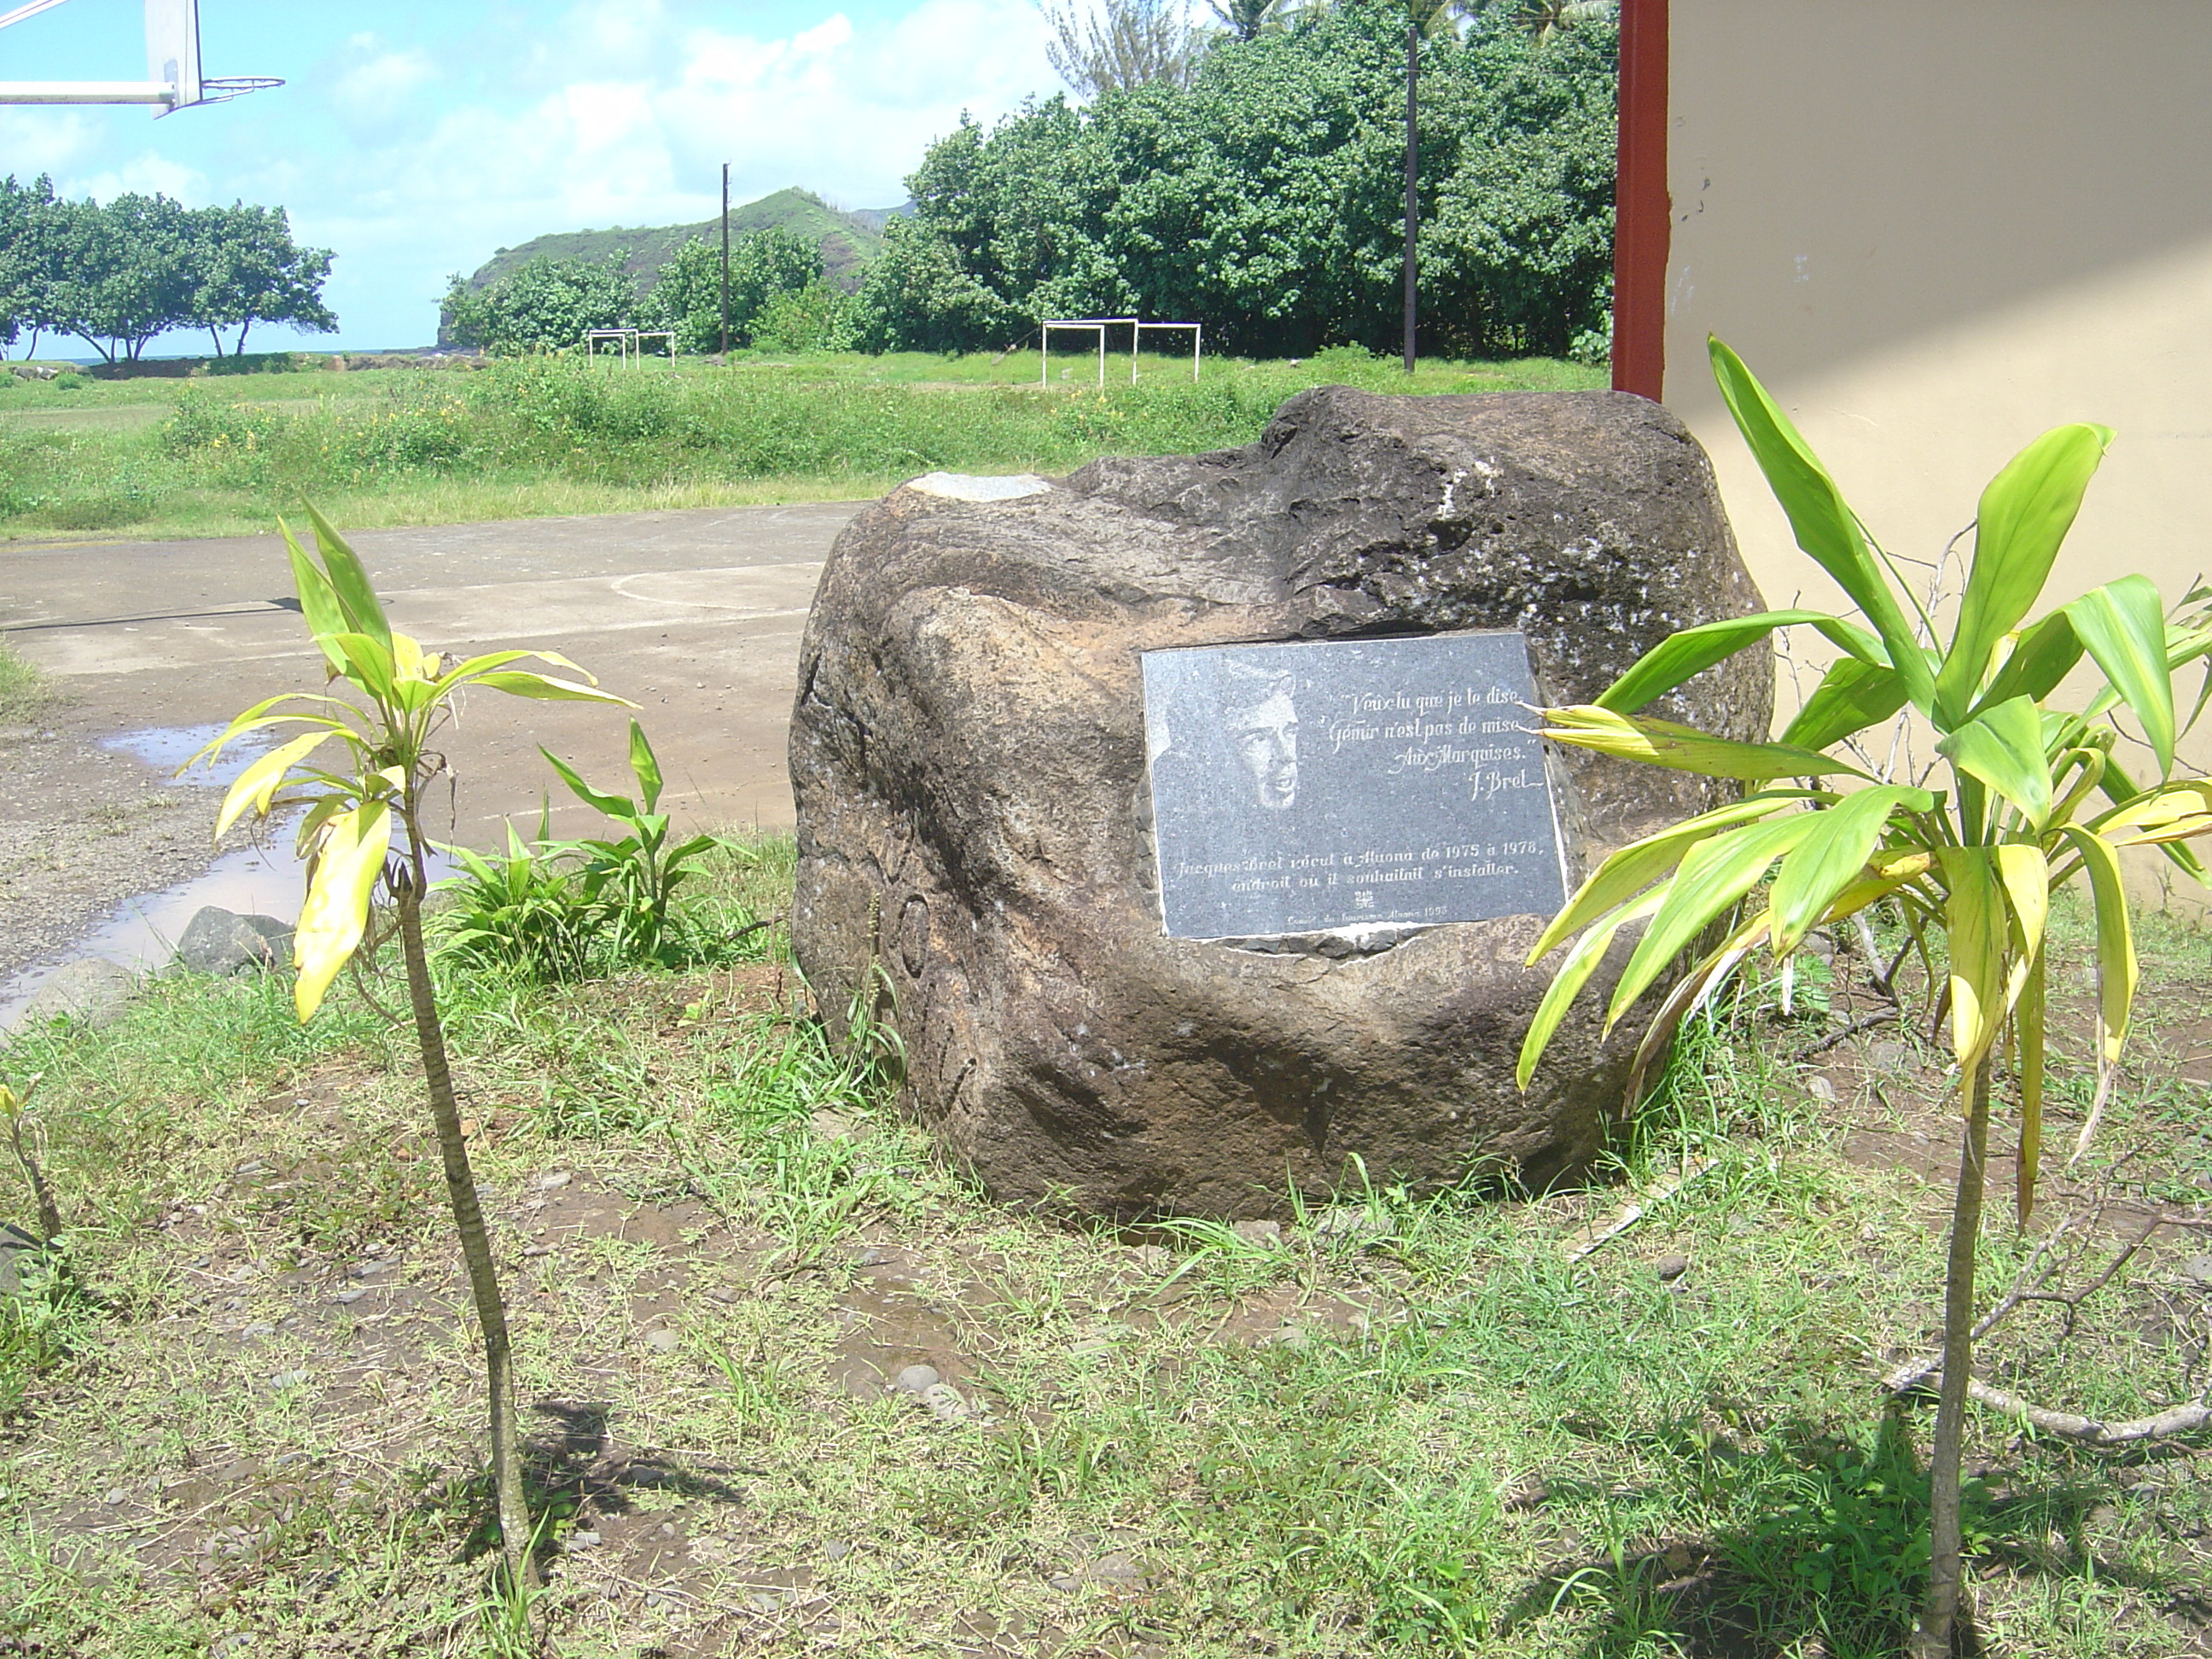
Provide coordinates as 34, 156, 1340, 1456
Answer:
0, 0, 280, 114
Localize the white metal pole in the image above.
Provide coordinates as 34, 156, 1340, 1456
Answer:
1194, 323, 1202, 382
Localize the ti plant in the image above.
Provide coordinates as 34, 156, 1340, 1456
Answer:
187, 507, 632, 1588
541, 719, 720, 967
1518, 338, 2212, 1656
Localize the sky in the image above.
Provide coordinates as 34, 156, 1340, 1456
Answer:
0, 0, 1061, 351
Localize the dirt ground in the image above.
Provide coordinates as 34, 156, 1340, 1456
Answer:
0, 501, 860, 987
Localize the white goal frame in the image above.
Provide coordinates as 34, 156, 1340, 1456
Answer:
1040, 317, 1203, 387
0, 0, 279, 114
584, 329, 678, 367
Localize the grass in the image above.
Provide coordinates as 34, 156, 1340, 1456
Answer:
1, 849, 2207, 1656
0, 346, 1604, 543
0, 636, 58, 723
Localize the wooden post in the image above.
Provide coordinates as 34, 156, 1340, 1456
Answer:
719, 161, 731, 359
1402, 15, 1418, 375
1612, 0, 1669, 399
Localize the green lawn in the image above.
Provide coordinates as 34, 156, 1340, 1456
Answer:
0, 348, 1604, 543
2, 849, 2205, 1657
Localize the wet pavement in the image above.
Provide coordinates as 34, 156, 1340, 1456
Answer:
0, 499, 866, 1003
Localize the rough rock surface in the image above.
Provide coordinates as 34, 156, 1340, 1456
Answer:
790, 387, 1771, 1219
175, 907, 293, 976
17, 957, 138, 1030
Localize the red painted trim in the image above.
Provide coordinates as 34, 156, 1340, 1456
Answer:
1612, 0, 1668, 400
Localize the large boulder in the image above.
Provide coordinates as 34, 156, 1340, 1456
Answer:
790, 387, 1769, 1220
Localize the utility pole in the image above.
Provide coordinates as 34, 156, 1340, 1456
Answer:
719, 162, 731, 359
1402, 15, 1417, 374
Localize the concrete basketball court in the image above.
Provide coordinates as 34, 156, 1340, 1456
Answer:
1, 500, 864, 843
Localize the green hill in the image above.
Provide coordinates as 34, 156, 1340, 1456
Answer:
463, 187, 896, 295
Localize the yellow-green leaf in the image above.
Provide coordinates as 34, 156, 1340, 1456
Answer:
293, 804, 392, 1022
1524, 791, 1812, 963
1708, 337, 1935, 713
2058, 825, 2136, 1068
1937, 847, 2007, 1076
2069, 575, 2175, 775
1540, 706, 1869, 782
1973, 610, 2084, 716
1516, 888, 1667, 1088
1767, 785, 1931, 953
1597, 610, 1886, 714
215, 729, 344, 840
1936, 422, 2113, 727
2017, 952, 2046, 1223
1936, 696, 2052, 828
469, 671, 634, 705
1994, 841, 2049, 1020
1779, 657, 1911, 753
303, 504, 393, 647
1608, 814, 1819, 1027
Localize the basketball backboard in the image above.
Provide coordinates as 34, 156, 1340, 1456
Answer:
0, 0, 277, 113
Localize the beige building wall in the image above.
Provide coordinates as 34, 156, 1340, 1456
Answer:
1662, 0, 2212, 905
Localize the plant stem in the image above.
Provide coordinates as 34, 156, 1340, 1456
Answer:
395, 871, 535, 1590
1912, 1052, 1991, 1658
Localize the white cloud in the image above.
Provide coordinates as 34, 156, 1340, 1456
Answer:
333, 44, 440, 118
0, 109, 102, 179
1, 0, 1062, 347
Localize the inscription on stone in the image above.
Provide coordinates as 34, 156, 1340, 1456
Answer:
1141, 632, 1568, 940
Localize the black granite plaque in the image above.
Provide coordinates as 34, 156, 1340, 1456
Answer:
1141, 632, 1569, 939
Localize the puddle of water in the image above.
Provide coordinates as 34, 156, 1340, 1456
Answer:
101, 724, 277, 788
0, 832, 459, 1033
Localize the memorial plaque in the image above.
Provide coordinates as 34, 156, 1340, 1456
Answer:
1142, 632, 1569, 939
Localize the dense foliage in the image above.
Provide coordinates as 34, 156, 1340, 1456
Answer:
851, 4, 1615, 358
441, 229, 835, 357
438, 254, 637, 357
0, 177, 336, 364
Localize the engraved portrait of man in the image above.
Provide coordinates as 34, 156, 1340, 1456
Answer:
1220, 663, 1298, 812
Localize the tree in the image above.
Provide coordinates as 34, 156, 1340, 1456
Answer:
870, 8, 1613, 358
40, 191, 197, 364
1207, 0, 1292, 41
189, 509, 632, 1591
637, 230, 822, 353
849, 215, 1021, 353
0, 176, 51, 358
187, 203, 337, 358
1041, 0, 1204, 97
439, 255, 637, 355
1517, 338, 2212, 1657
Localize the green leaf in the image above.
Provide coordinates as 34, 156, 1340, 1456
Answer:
1974, 610, 2084, 713
1936, 696, 2052, 828
2068, 576, 2175, 775
539, 746, 634, 819
627, 720, 664, 812
329, 632, 398, 702
1936, 422, 2113, 726
279, 517, 350, 673
1607, 813, 1819, 1027
1516, 888, 1666, 1089
1779, 657, 1911, 752
469, 671, 633, 705
302, 503, 393, 647
2058, 826, 2136, 1069
1596, 610, 1884, 714
1767, 785, 1930, 952
1524, 791, 1812, 963
1542, 706, 1869, 781
1708, 337, 1935, 713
